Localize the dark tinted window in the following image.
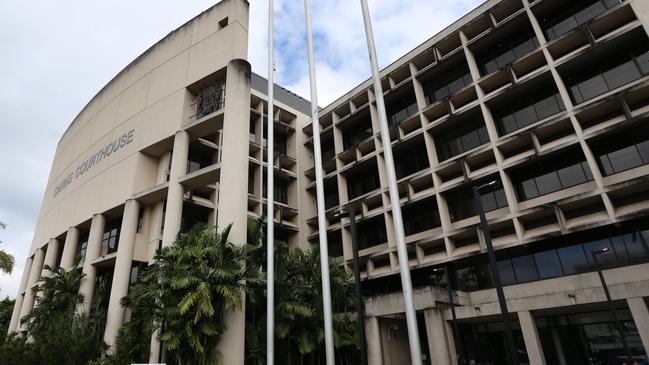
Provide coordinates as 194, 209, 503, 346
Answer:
394, 142, 430, 179
558, 245, 589, 274
341, 117, 373, 150
436, 114, 490, 161
386, 89, 418, 126
476, 27, 540, 75
539, 0, 618, 41
446, 179, 508, 222
421, 62, 473, 104
565, 44, 649, 104
592, 123, 649, 176
402, 199, 441, 235
76, 233, 89, 263
492, 88, 565, 136
357, 216, 387, 249
498, 260, 516, 285
512, 255, 539, 282
624, 232, 649, 259
101, 219, 122, 255
327, 231, 343, 258
511, 149, 593, 201
346, 161, 381, 199
535, 250, 563, 279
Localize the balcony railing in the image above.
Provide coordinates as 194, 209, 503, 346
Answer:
195, 82, 225, 119
542, 0, 619, 41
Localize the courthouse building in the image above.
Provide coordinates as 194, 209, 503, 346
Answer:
8, 0, 649, 363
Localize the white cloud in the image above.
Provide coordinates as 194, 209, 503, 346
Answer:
0, 0, 482, 297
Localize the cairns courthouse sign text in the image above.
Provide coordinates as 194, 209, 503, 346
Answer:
53, 129, 135, 197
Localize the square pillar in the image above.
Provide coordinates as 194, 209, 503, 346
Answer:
78, 213, 106, 318
215, 58, 251, 365
424, 308, 454, 365
8, 256, 33, 333
42, 238, 60, 274
518, 310, 546, 365
628, 297, 649, 354
103, 199, 140, 349
147, 201, 165, 262
59, 227, 80, 270
161, 130, 189, 248
366, 316, 384, 365
18, 248, 45, 331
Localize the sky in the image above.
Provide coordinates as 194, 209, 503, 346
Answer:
0, 0, 483, 298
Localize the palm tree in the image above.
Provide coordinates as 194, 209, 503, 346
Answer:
19, 259, 107, 365
0, 222, 15, 274
117, 223, 263, 365
244, 218, 359, 365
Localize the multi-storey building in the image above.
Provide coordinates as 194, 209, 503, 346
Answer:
8, 0, 649, 363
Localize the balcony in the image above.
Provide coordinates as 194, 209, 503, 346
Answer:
509, 146, 594, 201
489, 75, 565, 136
590, 121, 649, 177
434, 107, 490, 161
444, 176, 508, 223
402, 198, 441, 236
561, 31, 649, 105
393, 135, 430, 180
385, 86, 418, 127
345, 159, 381, 200
471, 15, 540, 77
535, 0, 620, 42
419, 54, 472, 105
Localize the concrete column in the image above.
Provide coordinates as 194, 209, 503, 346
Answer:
366, 316, 384, 365
518, 311, 546, 365
103, 199, 140, 350
59, 227, 80, 270
78, 213, 106, 318
215, 58, 251, 365
147, 201, 165, 262
7, 257, 33, 333
628, 297, 649, 354
424, 309, 454, 365
631, 0, 649, 34
161, 130, 189, 247
18, 248, 45, 330
42, 238, 60, 274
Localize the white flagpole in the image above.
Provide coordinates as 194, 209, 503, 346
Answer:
266, 0, 275, 364
303, 1, 335, 364
358, 1, 422, 364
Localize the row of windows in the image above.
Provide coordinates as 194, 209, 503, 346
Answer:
342, 120, 373, 151
511, 148, 594, 201
456, 227, 649, 291
422, 63, 473, 105
493, 88, 565, 136
540, 0, 619, 41
402, 199, 441, 236
567, 46, 649, 105
477, 31, 539, 76
437, 120, 490, 161
592, 123, 649, 177
325, 120, 649, 216
394, 142, 430, 179
447, 179, 508, 222
262, 178, 289, 205
346, 162, 381, 200
387, 92, 419, 127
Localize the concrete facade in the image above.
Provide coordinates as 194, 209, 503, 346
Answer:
9, 0, 649, 363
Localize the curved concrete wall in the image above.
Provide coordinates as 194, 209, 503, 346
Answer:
31, 0, 249, 253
